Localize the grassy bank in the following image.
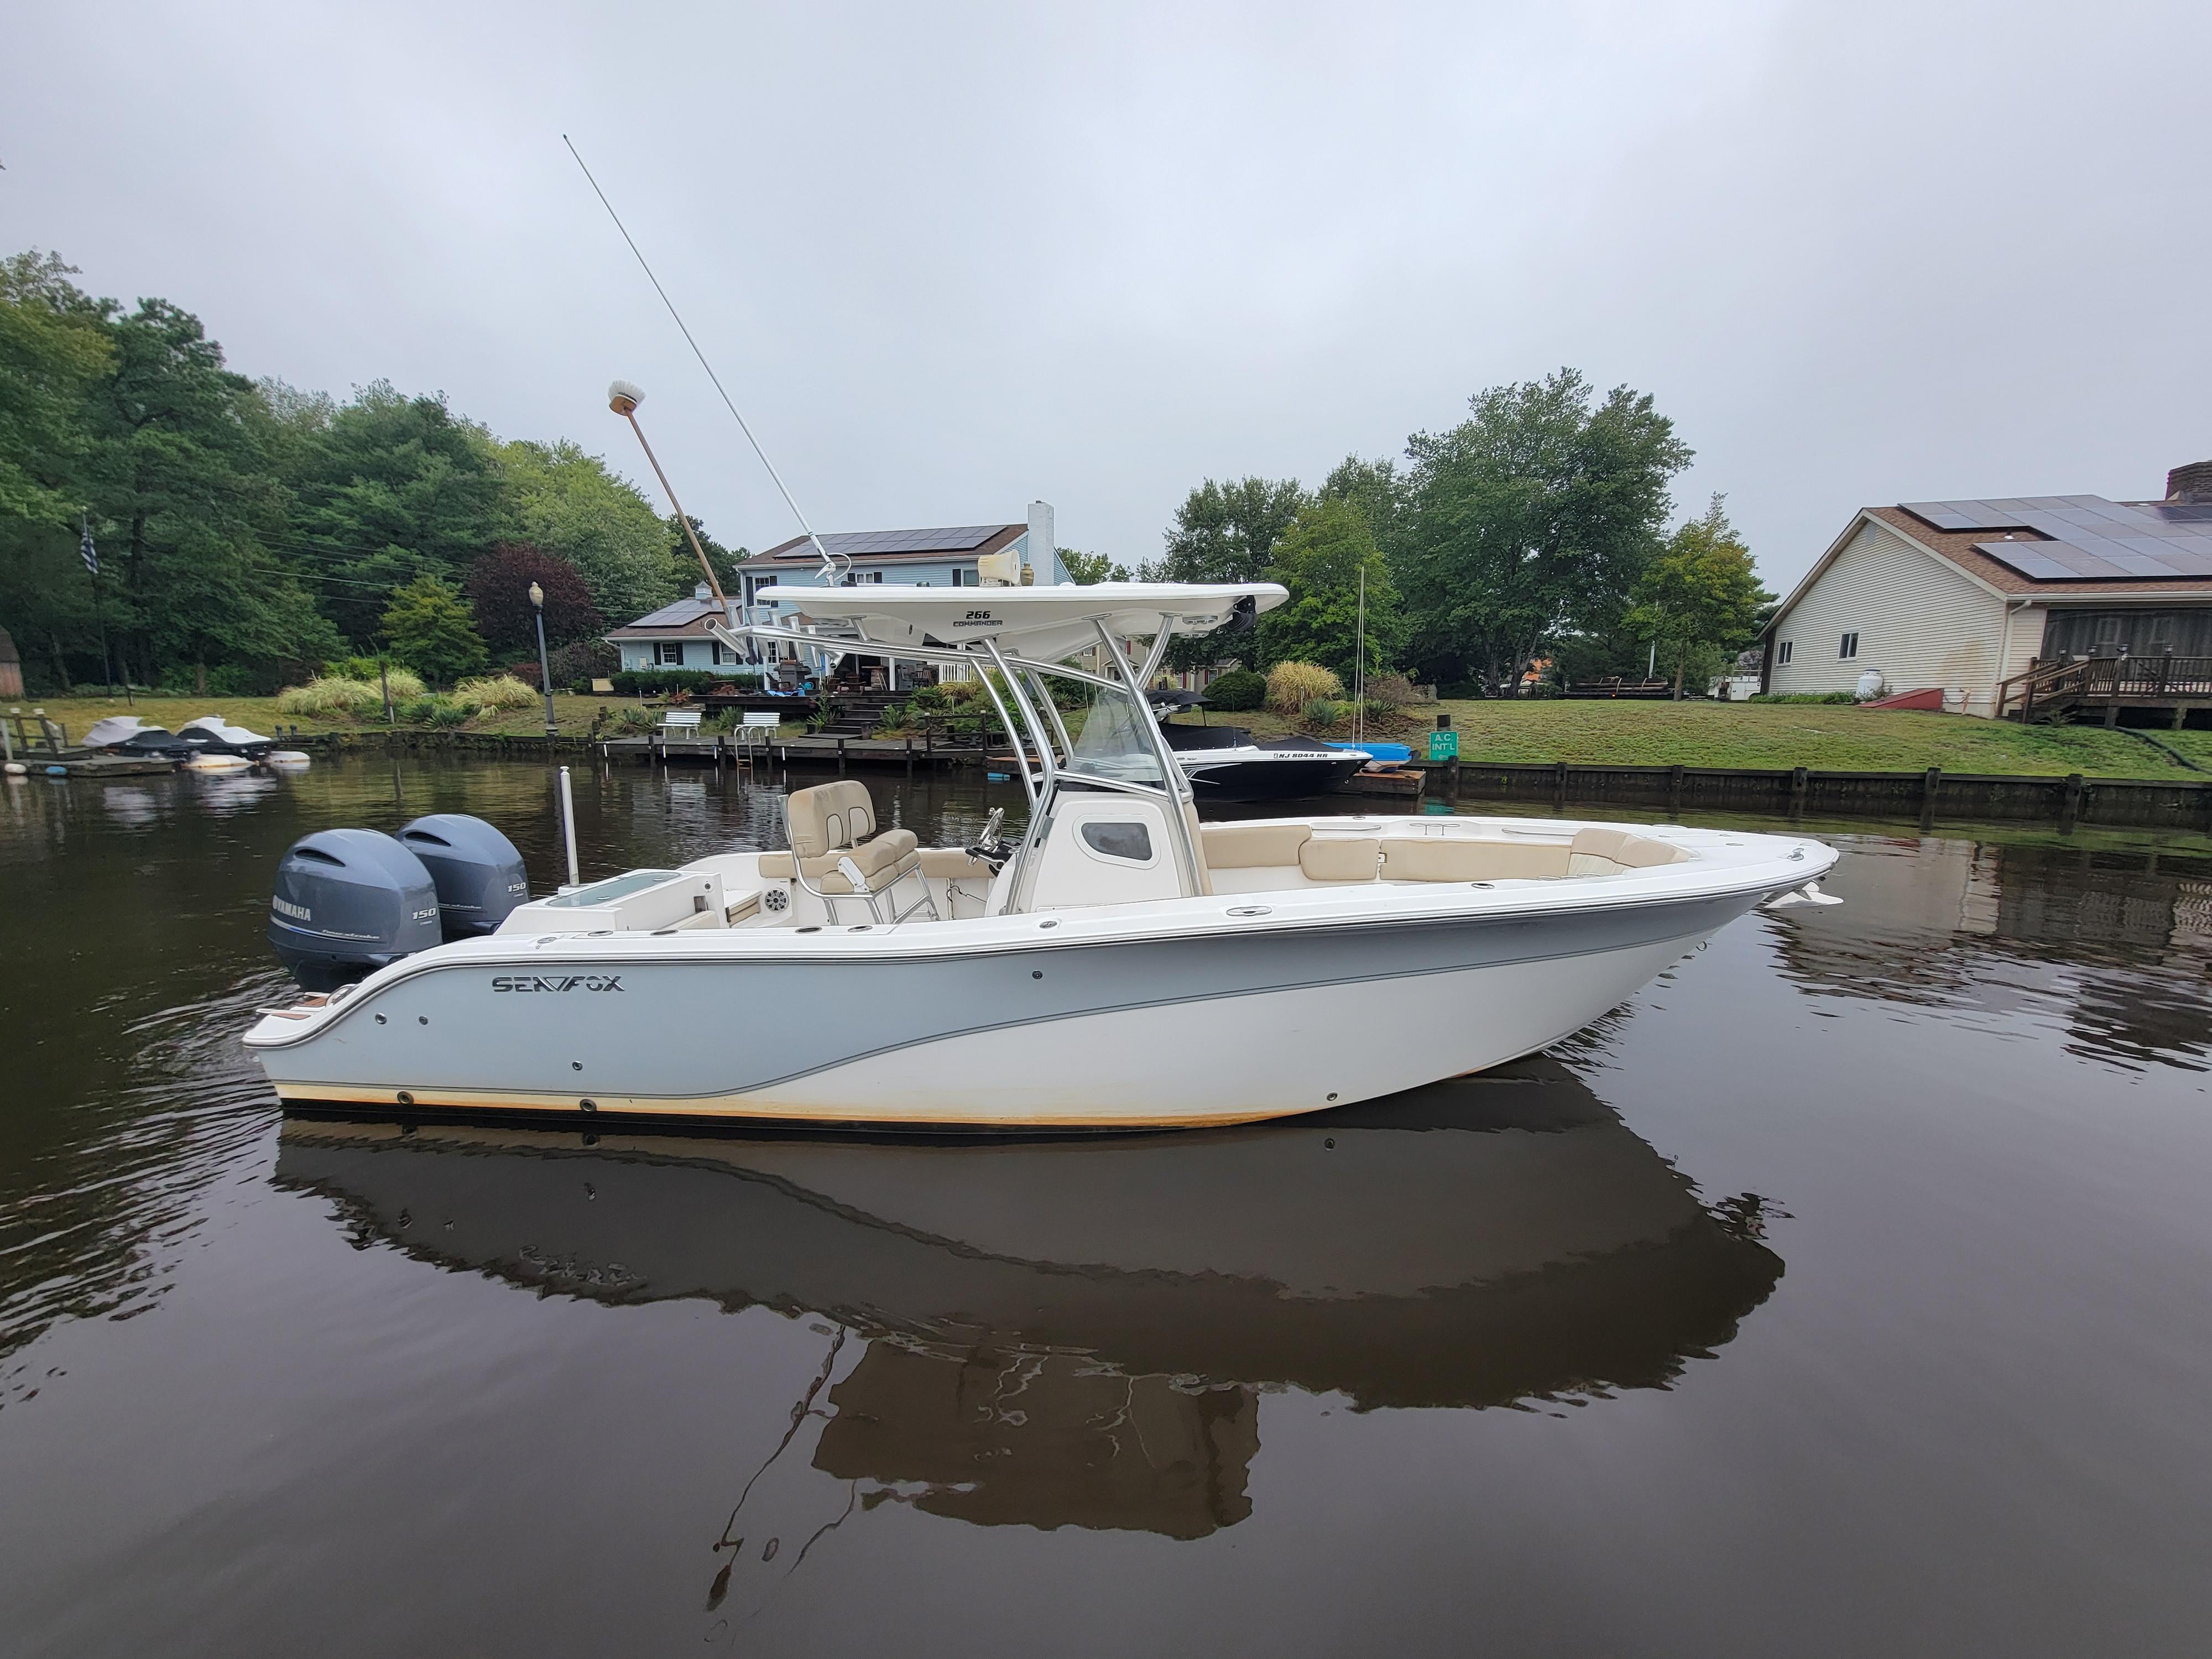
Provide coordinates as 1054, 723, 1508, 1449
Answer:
22, 691, 644, 743
25, 689, 2212, 779
1203, 699, 2212, 779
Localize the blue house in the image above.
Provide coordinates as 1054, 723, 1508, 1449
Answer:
607, 507, 1066, 675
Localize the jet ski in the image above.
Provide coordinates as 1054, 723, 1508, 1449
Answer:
82, 716, 189, 759
174, 716, 277, 759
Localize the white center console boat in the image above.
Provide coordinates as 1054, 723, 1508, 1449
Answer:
245, 582, 1837, 1129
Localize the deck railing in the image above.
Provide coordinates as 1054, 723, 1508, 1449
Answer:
1997, 655, 2212, 720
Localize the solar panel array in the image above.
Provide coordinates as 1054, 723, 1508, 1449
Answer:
1898, 495, 2212, 582
770, 525, 1010, 559
624, 597, 721, 627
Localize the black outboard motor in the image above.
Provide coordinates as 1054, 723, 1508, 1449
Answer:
396, 815, 530, 938
269, 830, 442, 991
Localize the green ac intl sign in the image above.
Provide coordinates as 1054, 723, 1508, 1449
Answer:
1428, 730, 1460, 761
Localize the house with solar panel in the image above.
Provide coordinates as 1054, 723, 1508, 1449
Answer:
607, 505, 1067, 680
1762, 461, 2212, 725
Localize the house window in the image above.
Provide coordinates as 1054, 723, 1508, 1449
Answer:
654, 641, 685, 666
1838, 633, 1859, 660
1777, 639, 1793, 665
711, 640, 736, 666
951, 568, 970, 587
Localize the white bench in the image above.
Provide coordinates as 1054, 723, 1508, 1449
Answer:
742, 710, 782, 729
658, 709, 703, 738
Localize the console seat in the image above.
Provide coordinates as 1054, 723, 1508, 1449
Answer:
758, 780, 923, 897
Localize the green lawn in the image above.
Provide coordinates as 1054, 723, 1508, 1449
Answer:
1203, 699, 2208, 778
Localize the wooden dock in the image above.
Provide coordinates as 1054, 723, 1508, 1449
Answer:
3, 752, 187, 779
598, 733, 989, 773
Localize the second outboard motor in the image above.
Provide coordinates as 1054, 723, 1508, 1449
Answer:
397, 813, 529, 938
270, 829, 441, 991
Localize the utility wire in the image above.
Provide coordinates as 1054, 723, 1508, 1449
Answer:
563, 134, 847, 586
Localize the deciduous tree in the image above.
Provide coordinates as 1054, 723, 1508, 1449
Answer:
1626, 495, 1773, 697
1145, 476, 1308, 669
1059, 546, 1132, 583
1257, 498, 1406, 682
464, 542, 602, 656
1395, 368, 1692, 695
492, 439, 676, 625
1146, 476, 1310, 584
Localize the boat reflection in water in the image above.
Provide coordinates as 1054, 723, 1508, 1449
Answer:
275, 1060, 1782, 1554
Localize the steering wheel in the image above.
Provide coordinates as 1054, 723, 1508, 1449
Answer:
967, 807, 1010, 867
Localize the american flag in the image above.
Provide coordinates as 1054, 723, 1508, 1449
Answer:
80, 520, 98, 578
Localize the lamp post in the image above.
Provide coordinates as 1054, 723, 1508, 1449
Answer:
530, 581, 557, 742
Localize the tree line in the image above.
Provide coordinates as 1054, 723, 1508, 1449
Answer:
4, 247, 1769, 703
1100, 367, 1773, 698
0, 249, 740, 695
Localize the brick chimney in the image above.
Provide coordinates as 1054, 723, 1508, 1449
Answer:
2167, 460, 2212, 503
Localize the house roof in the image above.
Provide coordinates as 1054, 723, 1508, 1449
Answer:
738, 524, 1025, 571
604, 597, 729, 641
1771, 499, 2212, 632
1875, 501, 2212, 597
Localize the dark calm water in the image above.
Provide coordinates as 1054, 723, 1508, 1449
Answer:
3, 756, 2210, 1657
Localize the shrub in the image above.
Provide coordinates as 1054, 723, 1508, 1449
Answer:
1748, 691, 1855, 705
547, 638, 618, 688
454, 675, 539, 713
1204, 669, 1266, 712
1298, 696, 1345, 730
606, 706, 658, 735
277, 676, 385, 717
427, 697, 475, 728
1267, 661, 1343, 714
326, 657, 425, 697
611, 668, 723, 696
1363, 672, 1419, 711
399, 695, 442, 723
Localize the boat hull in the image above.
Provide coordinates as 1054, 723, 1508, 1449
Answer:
249, 892, 1756, 1129
1183, 754, 1369, 801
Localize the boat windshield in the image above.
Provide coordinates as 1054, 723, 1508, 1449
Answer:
1061, 676, 1168, 790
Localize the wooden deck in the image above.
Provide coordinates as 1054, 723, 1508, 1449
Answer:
1997, 655, 2212, 726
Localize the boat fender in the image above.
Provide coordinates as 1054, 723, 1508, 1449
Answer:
396, 813, 530, 938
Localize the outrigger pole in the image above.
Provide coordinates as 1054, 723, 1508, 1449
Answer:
565, 135, 849, 588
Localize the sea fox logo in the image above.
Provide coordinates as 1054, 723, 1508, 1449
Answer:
491, 974, 625, 993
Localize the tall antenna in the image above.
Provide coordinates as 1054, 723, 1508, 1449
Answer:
563, 135, 848, 586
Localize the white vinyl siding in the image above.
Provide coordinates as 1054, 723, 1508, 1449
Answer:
1771, 520, 2011, 714
2001, 605, 2047, 685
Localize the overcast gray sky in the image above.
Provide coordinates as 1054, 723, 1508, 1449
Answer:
6, 1, 2207, 593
